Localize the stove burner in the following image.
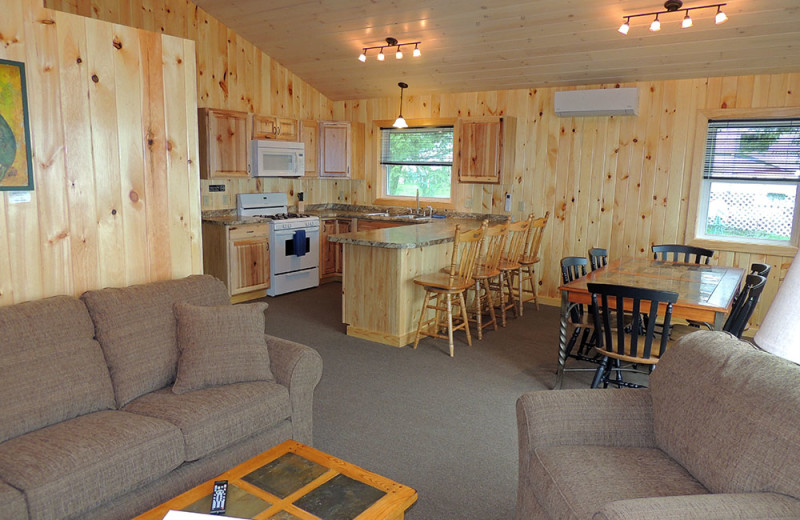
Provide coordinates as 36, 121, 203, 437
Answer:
271, 213, 310, 219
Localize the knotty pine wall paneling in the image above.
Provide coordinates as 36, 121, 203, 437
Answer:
0, 0, 200, 306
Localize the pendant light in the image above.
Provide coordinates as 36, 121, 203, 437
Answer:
393, 82, 409, 129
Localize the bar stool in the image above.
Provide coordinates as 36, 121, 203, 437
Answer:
412, 222, 486, 357
491, 217, 531, 327
516, 212, 549, 314
464, 219, 508, 339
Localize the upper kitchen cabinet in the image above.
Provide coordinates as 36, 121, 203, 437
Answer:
455, 116, 516, 184
300, 120, 318, 176
198, 108, 250, 179
253, 114, 299, 141
319, 121, 351, 177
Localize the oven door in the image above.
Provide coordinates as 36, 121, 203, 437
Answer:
271, 226, 320, 275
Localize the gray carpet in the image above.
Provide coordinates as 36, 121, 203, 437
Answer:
262, 282, 597, 519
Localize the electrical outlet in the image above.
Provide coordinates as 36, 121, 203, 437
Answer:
505, 193, 512, 212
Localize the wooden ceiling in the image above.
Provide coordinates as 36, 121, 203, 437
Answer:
190, 0, 800, 101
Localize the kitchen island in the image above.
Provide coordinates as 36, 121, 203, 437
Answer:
329, 218, 487, 347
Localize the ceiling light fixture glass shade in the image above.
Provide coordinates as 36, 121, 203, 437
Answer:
618, 1, 728, 35
396, 49, 403, 59
413, 44, 421, 57
377, 49, 385, 61
393, 82, 409, 129
358, 51, 367, 62
356, 37, 422, 62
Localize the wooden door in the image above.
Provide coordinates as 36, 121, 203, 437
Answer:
321, 219, 338, 276
319, 121, 351, 177
199, 108, 249, 178
300, 120, 318, 175
456, 117, 503, 184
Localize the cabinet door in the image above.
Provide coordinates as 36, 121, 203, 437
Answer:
335, 219, 352, 273
199, 108, 250, 179
456, 117, 504, 184
321, 219, 338, 276
228, 235, 270, 295
319, 121, 351, 177
300, 120, 318, 176
276, 118, 298, 141
252, 114, 278, 139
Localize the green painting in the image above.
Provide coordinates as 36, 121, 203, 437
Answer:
0, 59, 33, 191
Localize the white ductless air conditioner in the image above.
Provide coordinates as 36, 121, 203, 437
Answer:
554, 88, 639, 117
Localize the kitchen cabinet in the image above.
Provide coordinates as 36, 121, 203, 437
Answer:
300, 119, 318, 176
202, 222, 270, 302
455, 116, 516, 184
253, 114, 298, 141
319, 121, 352, 177
198, 108, 250, 179
320, 218, 353, 279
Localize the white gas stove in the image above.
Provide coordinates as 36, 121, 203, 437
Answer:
236, 193, 320, 296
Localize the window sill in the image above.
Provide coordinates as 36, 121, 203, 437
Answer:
689, 236, 798, 257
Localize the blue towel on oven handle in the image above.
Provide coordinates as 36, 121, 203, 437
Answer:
293, 229, 307, 256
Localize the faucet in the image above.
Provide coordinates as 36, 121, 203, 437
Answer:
415, 189, 420, 215
427, 205, 434, 217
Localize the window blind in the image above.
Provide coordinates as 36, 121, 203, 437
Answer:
703, 119, 800, 181
380, 127, 454, 166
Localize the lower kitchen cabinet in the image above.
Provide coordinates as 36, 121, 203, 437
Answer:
202, 222, 270, 302
320, 218, 352, 279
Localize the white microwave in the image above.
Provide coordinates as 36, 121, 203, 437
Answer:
249, 140, 304, 177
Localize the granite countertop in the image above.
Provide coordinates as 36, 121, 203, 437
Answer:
202, 214, 272, 226
328, 218, 488, 249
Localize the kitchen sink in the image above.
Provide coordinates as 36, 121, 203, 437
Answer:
362, 212, 389, 217
394, 214, 430, 221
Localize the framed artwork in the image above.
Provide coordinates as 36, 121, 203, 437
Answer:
0, 59, 33, 191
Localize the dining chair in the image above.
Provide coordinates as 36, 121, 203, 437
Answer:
722, 274, 768, 338
464, 219, 508, 339
560, 256, 598, 362
652, 244, 714, 264
413, 222, 486, 357
588, 283, 678, 389
492, 217, 531, 326
588, 247, 608, 271
750, 262, 771, 278
516, 212, 549, 313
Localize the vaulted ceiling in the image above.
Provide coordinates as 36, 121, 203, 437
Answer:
190, 0, 800, 101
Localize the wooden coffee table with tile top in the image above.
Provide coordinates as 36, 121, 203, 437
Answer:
133, 440, 417, 520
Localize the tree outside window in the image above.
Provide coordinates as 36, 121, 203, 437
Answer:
380, 127, 453, 199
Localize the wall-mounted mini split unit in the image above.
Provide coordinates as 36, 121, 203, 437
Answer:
554, 87, 639, 117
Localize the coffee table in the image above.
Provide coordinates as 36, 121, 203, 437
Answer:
133, 440, 417, 520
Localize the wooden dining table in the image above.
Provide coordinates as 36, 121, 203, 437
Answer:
554, 256, 745, 389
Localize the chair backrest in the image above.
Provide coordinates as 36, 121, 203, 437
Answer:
588, 283, 679, 361
478, 219, 509, 273
502, 217, 532, 265
561, 257, 589, 323
723, 274, 767, 338
522, 212, 549, 262
750, 262, 771, 278
447, 222, 486, 285
652, 244, 714, 264
588, 248, 608, 271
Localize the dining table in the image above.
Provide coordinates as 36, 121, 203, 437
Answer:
554, 256, 746, 389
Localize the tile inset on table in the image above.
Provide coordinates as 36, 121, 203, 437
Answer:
242, 452, 328, 498
184, 484, 271, 518
294, 473, 387, 520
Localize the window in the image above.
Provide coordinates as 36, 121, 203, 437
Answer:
697, 118, 800, 247
380, 126, 454, 200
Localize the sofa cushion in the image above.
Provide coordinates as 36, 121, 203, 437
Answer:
123, 381, 291, 461
530, 445, 708, 520
172, 302, 274, 394
0, 295, 115, 443
0, 410, 184, 520
0, 479, 28, 520
81, 275, 230, 407
650, 330, 800, 500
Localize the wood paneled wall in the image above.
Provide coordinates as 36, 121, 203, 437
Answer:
0, 0, 200, 306
333, 74, 800, 327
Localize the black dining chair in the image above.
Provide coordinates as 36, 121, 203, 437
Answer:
560, 257, 598, 362
721, 274, 768, 339
588, 283, 678, 389
652, 244, 714, 264
750, 262, 771, 278
588, 248, 608, 272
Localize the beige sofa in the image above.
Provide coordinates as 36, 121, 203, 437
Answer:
0, 275, 322, 520
516, 330, 800, 519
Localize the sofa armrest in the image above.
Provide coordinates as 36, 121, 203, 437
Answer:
265, 334, 323, 445
594, 493, 800, 520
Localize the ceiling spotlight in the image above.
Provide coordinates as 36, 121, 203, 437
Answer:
358, 51, 367, 62
377, 49, 385, 61
618, 1, 728, 35
715, 6, 728, 24
650, 14, 661, 31
396, 48, 403, 59
413, 43, 421, 57
356, 37, 422, 62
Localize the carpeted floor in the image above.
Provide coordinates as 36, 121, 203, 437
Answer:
261, 282, 597, 520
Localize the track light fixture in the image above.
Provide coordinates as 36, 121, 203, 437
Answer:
358, 37, 422, 62
618, 1, 727, 35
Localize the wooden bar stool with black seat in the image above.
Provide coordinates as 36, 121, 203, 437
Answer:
516, 212, 549, 314
491, 217, 531, 327
464, 219, 508, 340
588, 283, 679, 389
652, 244, 714, 264
412, 222, 486, 357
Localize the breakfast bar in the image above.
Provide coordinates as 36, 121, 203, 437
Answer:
330, 219, 482, 347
